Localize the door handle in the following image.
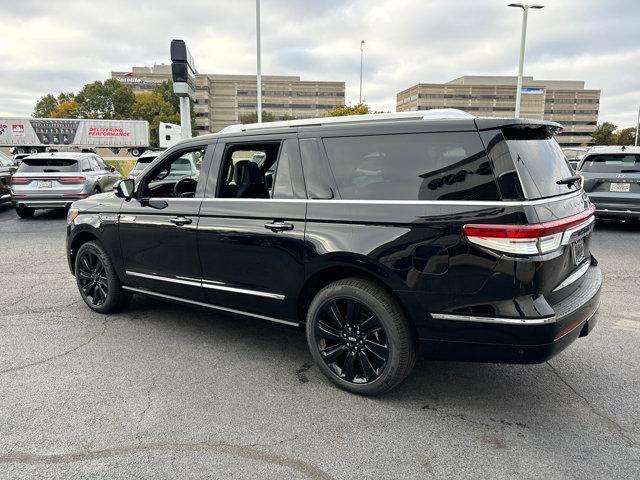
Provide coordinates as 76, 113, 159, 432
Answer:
170, 216, 192, 226
264, 221, 294, 232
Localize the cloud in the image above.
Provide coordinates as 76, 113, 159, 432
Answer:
0, 0, 638, 126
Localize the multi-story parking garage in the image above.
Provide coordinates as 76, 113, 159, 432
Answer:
397, 76, 600, 146
112, 65, 345, 134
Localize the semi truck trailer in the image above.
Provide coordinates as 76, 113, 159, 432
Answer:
0, 118, 149, 156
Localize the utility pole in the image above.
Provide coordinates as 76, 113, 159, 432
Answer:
359, 40, 365, 104
256, 0, 262, 123
508, 3, 544, 118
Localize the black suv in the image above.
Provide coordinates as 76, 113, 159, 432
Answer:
66, 110, 601, 395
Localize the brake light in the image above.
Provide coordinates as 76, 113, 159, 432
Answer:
463, 205, 595, 255
63, 193, 88, 197
11, 177, 30, 184
59, 176, 86, 183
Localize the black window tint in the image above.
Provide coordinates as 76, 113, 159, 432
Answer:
580, 154, 640, 173
17, 158, 79, 173
322, 132, 499, 201
505, 134, 578, 199
299, 138, 335, 199
273, 141, 294, 199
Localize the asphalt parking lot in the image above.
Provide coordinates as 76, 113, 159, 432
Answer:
0, 204, 638, 479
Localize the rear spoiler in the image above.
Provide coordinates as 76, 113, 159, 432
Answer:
474, 118, 562, 131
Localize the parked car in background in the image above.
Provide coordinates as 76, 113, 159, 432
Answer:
562, 147, 589, 171
11, 152, 121, 218
580, 145, 640, 221
128, 150, 162, 179
66, 110, 600, 395
0, 151, 17, 205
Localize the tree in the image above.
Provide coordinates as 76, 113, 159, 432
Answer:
131, 92, 180, 147
75, 79, 135, 119
240, 110, 276, 124
327, 103, 370, 116
614, 127, 636, 146
591, 122, 617, 145
50, 100, 79, 118
33, 94, 58, 117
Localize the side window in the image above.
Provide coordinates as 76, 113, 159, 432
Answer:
88, 157, 101, 171
217, 142, 281, 199
93, 156, 108, 170
299, 138, 334, 199
272, 141, 294, 199
80, 158, 93, 172
142, 147, 205, 198
321, 132, 499, 201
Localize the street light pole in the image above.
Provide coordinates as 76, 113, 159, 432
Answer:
508, 3, 544, 118
256, 0, 262, 123
359, 40, 365, 104
635, 105, 639, 146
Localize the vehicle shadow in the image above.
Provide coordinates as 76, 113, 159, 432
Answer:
594, 218, 640, 232
121, 294, 571, 415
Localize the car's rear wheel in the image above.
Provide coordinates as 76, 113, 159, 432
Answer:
15, 205, 34, 218
306, 277, 416, 395
75, 241, 132, 313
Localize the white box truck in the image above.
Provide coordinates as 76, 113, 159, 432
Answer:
0, 118, 149, 156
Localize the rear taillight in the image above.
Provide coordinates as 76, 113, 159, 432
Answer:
11, 177, 30, 184
463, 205, 595, 255
59, 176, 86, 183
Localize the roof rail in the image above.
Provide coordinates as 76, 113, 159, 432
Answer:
219, 108, 475, 134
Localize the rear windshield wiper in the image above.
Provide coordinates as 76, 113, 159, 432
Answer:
556, 175, 581, 186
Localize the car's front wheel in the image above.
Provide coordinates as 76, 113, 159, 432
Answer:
75, 241, 132, 313
306, 277, 416, 395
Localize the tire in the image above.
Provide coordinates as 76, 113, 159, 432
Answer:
74, 241, 132, 313
16, 147, 26, 155
130, 148, 142, 157
306, 277, 416, 396
92, 186, 101, 196
15, 205, 34, 218
28, 146, 40, 154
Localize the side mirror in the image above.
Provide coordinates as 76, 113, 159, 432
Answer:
109, 165, 116, 173
115, 178, 135, 201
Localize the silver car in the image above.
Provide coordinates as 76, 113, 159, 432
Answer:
128, 150, 161, 179
10, 152, 121, 218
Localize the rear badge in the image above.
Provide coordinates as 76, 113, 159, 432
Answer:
99, 214, 119, 223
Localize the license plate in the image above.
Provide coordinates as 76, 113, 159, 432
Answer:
38, 180, 53, 188
610, 182, 630, 192
571, 239, 586, 266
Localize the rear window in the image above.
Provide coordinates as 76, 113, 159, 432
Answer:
503, 126, 578, 199
17, 158, 79, 173
322, 132, 499, 201
580, 154, 640, 173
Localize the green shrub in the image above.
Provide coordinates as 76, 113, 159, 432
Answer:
105, 159, 137, 177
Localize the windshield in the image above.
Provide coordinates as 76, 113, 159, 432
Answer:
17, 158, 79, 173
580, 154, 640, 173
133, 158, 155, 171
0, 152, 12, 167
503, 127, 579, 199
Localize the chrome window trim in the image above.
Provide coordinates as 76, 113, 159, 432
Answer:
125, 270, 285, 300
195, 189, 583, 207
122, 286, 298, 327
430, 312, 556, 325
552, 261, 591, 292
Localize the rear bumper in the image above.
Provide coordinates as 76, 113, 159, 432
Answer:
12, 196, 86, 209
587, 196, 640, 219
420, 265, 602, 364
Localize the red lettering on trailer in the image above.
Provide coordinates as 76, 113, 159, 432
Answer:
88, 127, 131, 137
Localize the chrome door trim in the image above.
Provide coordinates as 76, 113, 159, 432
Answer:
122, 286, 298, 327
125, 270, 285, 300
201, 280, 285, 300
430, 312, 557, 325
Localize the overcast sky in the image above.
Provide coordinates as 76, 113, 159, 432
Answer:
1, 0, 638, 127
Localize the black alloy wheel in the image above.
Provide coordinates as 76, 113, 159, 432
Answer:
315, 298, 389, 384
77, 251, 109, 307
